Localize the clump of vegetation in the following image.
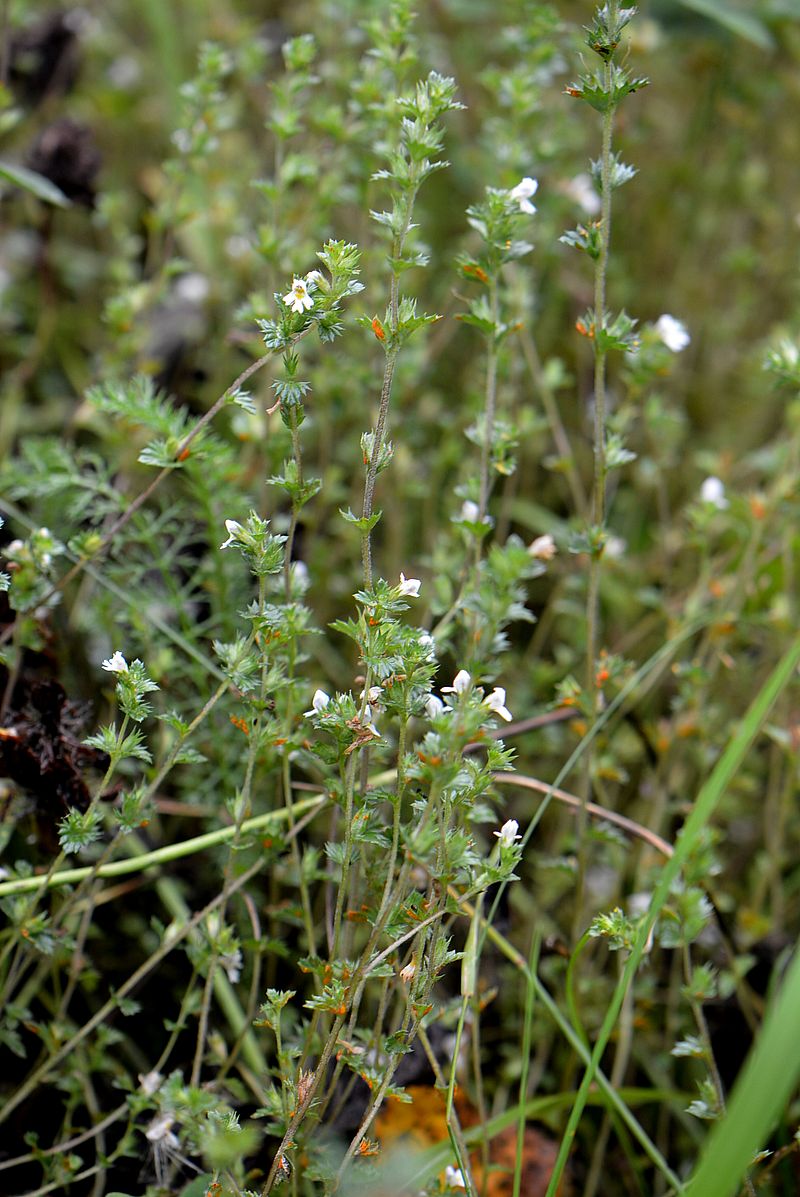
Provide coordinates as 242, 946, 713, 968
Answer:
2, 3, 800, 1196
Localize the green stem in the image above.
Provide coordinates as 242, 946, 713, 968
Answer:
0, 795, 327, 899
577, 23, 618, 938
477, 276, 500, 529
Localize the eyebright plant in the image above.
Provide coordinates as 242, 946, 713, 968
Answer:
0, 4, 798, 1197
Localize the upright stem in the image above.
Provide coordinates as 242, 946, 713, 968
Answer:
477, 277, 500, 528
360, 186, 418, 587
575, 31, 617, 936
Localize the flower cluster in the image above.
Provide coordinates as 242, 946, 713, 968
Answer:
428, 668, 513, 722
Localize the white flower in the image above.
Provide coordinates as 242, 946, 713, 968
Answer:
283, 277, 314, 314
442, 669, 471, 695
146, 1114, 177, 1145
425, 695, 445, 719
174, 272, 209, 304
528, 534, 557, 561
700, 476, 729, 509
605, 535, 626, 559
655, 314, 690, 353
509, 176, 539, 215
138, 1070, 164, 1096
418, 632, 436, 657
102, 651, 129, 674
398, 572, 421, 597
219, 518, 243, 549
564, 172, 601, 216
399, 962, 416, 983
494, 818, 521, 849
4, 539, 24, 558
221, 948, 243, 984
459, 499, 480, 523
304, 689, 331, 717
444, 1165, 467, 1189
305, 269, 323, 288
484, 686, 513, 721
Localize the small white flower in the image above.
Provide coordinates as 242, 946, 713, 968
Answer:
399, 962, 416, 983
283, 277, 314, 314
442, 669, 471, 695
700, 476, 729, 509
444, 1165, 467, 1189
174, 272, 209, 304
363, 686, 383, 705
305, 269, 323, 287
4, 539, 24, 558
138, 1070, 164, 1096
509, 176, 539, 215
146, 1114, 177, 1145
219, 518, 243, 549
528, 534, 557, 561
398, 572, 421, 597
418, 632, 436, 657
459, 499, 480, 523
605, 535, 626, 559
494, 818, 521, 849
425, 695, 445, 719
564, 171, 601, 216
304, 689, 331, 717
102, 651, 129, 674
484, 686, 513, 722
221, 948, 243, 984
655, 314, 690, 353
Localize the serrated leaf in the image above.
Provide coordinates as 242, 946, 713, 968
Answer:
339, 507, 382, 532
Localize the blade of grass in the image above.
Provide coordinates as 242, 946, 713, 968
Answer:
513, 931, 541, 1197
684, 939, 800, 1197
543, 630, 800, 1197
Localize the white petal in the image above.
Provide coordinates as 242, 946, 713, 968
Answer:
398, 572, 421, 597
484, 687, 513, 721
102, 650, 129, 674
655, 314, 690, 353
442, 669, 471, 695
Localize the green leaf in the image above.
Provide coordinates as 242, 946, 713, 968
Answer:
675, 0, 774, 49
339, 507, 382, 533
0, 160, 71, 207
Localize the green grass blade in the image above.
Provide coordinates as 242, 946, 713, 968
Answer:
675, 0, 775, 49
685, 940, 800, 1196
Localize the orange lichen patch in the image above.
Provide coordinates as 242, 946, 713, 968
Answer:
371, 316, 386, 340
230, 715, 249, 735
